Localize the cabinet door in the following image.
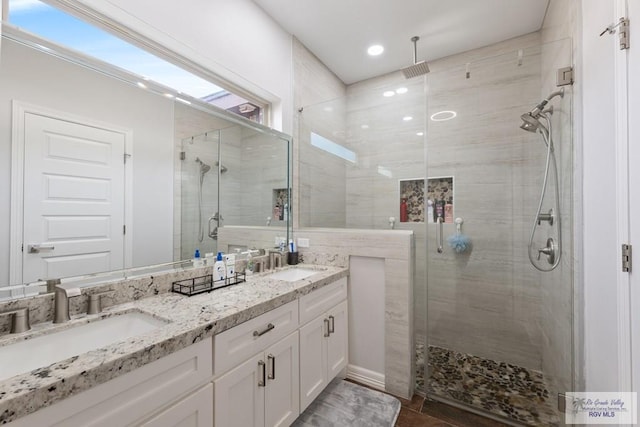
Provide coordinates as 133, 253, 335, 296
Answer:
265, 331, 299, 427
327, 300, 348, 380
298, 315, 328, 412
140, 383, 213, 427
214, 353, 265, 427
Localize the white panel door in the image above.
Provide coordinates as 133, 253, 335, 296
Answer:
22, 113, 125, 282
140, 384, 213, 427
628, 0, 640, 409
327, 300, 348, 379
265, 331, 299, 427
214, 353, 265, 427
298, 315, 327, 412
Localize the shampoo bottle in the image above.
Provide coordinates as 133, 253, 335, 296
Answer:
224, 253, 236, 278
193, 249, 204, 268
214, 252, 226, 281
427, 199, 434, 224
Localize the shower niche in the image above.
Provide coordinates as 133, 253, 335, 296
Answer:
399, 177, 454, 223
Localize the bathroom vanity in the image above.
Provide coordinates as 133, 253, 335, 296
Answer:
0, 265, 348, 426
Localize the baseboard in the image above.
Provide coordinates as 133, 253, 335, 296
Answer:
346, 364, 385, 391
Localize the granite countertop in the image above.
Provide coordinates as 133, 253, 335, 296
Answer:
0, 265, 348, 424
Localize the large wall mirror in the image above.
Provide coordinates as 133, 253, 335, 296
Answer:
0, 24, 291, 299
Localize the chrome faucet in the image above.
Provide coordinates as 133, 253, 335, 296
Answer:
54, 285, 82, 324
268, 249, 283, 270
0, 307, 31, 333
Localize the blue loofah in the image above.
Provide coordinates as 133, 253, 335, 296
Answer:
447, 233, 471, 254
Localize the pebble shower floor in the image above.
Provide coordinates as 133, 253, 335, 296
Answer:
416, 342, 559, 426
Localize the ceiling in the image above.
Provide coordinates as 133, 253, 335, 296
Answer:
253, 0, 550, 84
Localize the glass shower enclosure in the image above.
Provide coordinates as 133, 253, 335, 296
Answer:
299, 37, 573, 426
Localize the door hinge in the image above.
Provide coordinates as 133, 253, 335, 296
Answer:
557, 66, 574, 86
622, 244, 632, 272
124, 153, 132, 164
123, 225, 126, 235
619, 17, 630, 50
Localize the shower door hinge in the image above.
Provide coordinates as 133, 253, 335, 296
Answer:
619, 18, 630, 50
557, 67, 574, 86
123, 225, 126, 235
622, 244, 632, 272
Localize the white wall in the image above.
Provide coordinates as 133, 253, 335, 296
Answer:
0, 38, 175, 284
75, 0, 294, 134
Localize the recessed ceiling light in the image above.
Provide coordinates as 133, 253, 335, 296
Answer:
417, 132, 424, 136
367, 45, 384, 56
403, 116, 413, 122
383, 91, 395, 97
430, 111, 458, 121
361, 124, 370, 129
323, 106, 333, 112
396, 87, 408, 94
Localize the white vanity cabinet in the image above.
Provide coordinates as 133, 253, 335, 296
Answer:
213, 300, 300, 427
8, 337, 213, 427
298, 278, 348, 411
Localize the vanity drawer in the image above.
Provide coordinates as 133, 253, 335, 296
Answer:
299, 278, 347, 326
214, 300, 298, 376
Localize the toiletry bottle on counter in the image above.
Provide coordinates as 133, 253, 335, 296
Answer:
193, 249, 204, 268
204, 252, 215, 266
224, 253, 236, 278
427, 199, 434, 224
214, 252, 226, 281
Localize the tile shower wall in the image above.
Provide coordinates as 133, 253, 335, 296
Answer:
425, 39, 544, 370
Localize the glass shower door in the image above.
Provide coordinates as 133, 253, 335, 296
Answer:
180, 130, 220, 261
423, 39, 574, 426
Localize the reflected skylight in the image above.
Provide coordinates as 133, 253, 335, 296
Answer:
310, 132, 356, 163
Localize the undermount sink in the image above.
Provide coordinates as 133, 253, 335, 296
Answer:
0, 311, 167, 382
268, 268, 320, 282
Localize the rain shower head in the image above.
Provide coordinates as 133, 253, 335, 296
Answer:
401, 36, 430, 79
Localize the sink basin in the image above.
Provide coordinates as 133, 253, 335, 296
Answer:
268, 268, 320, 282
0, 311, 167, 381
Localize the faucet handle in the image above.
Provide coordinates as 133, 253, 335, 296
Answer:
87, 290, 115, 315
0, 307, 31, 334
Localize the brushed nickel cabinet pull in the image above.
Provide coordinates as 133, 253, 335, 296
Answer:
267, 354, 275, 380
324, 318, 330, 337
258, 360, 266, 387
328, 315, 335, 334
253, 323, 275, 337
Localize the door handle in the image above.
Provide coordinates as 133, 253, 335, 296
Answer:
28, 244, 55, 254
267, 354, 275, 380
253, 323, 275, 337
328, 315, 335, 334
436, 217, 444, 253
324, 318, 330, 337
258, 360, 266, 387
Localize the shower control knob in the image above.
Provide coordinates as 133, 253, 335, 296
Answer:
536, 238, 557, 265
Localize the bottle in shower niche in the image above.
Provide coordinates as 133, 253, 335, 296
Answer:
273, 204, 281, 221
400, 198, 408, 223
435, 198, 445, 222
444, 198, 454, 223
427, 199, 434, 224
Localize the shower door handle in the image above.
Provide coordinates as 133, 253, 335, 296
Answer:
436, 217, 444, 253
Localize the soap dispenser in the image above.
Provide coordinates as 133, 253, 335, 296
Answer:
214, 252, 226, 281
193, 249, 204, 268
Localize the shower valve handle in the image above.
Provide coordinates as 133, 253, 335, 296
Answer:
536, 238, 557, 265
